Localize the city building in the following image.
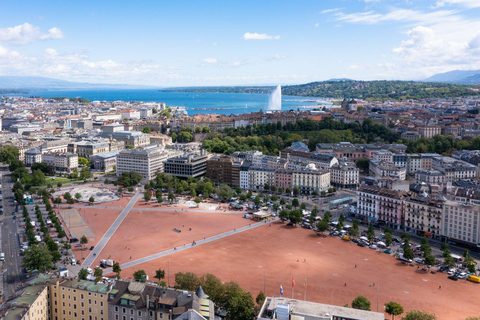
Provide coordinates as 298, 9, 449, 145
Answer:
405, 195, 444, 238
292, 168, 330, 194
330, 162, 360, 189
117, 145, 168, 180
239, 162, 251, 190
248, 166, 276, 190
369, 160, 406, 180
90, 150, 122, 172
25, 148, 43, 166
257, 297, 384, 320
206, 155, 243, 187
42, 153, 79, 173
275, 169, 293, 191
2, 284, 49, 320
164, 151, 208, 179
443, 200, 480, 246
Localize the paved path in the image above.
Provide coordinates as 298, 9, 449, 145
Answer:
57, 204, 243, 214
103, 218, 277, 274
82, 192, 142, 267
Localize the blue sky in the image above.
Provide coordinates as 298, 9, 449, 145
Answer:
1, 0, 480, 86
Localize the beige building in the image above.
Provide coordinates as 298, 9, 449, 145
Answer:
42, 153, 78, 173
418, 125, 442, 138
116, 144, 168, 180
330, 162, 359, 189
443, 200, 480, 246
50, 279, 110, 320
69, 141, 110, 159
292, 168, 330, 194
405, 195, 444, 239
3, 285, 49, 320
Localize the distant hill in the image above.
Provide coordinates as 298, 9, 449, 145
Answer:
425, 70, 480, 84
161, 80, 480, 101
0, 76, 157, 91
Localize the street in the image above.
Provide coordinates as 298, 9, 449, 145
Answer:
0, 167, 26, 303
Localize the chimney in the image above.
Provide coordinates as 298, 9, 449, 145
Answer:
146, 295, 149, 311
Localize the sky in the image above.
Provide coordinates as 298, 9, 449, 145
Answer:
1, 0, 480, 87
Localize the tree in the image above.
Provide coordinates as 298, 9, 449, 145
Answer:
89, 196, 95, 205
246, 190, 253, 199
94, 267, 103, 283
168, 193, 176, 203
292, 198, 299, 208
218, 184, 233, 201
289, 210, 302, 226
404, 246, 415, 261
0, 145, 20, 164
222, 281, 256, 320
300, 202, 307, 210
253, 197, 261, 206
57, 182, 62, 188
80, 166, 92, 180
78, 268, 89, 280
64, 192, 72, 201
141, 126, 151, 133
279, 210, 289, 222
194, 197, 202, 205
81, 235, 89, 249
385, 302, 404, 320
144, 191, 152, 202
75, 193, 82, 201
385, 232, 393, 246
113, 262, 122, 279
317, 220, 329, 233
278, 187, 284, 194
31, 169, 46, 186
351, 295, 371, 311
78, 157, 89, 166
202, 126, 211, 133
355, 159, 370, 173
367, 223, 375, 240
256, 291, 266, 306
23, 244, 53, 272
156, 192, 164, 205
424, 255, 436, 266
293, 187, 300, 196
401, 232, 410, 242
235, 186, 242, 195
175, 272, 201, 291
384, 226, 392, 234
190, 188, 197, 198
402, 310, 436, 320
133, 269, 147, 282
154, 268, 165, 284
285, 187, 291, 194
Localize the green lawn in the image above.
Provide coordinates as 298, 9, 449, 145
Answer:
43, 177, 72, 186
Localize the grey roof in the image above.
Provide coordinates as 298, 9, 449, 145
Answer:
175, 310, 207, 320
195, 286, 207, 299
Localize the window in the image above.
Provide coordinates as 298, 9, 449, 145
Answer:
138, 311, 141, 316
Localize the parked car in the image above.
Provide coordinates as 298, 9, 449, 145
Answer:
90, 246, 95, 250
448, 275, 458, 281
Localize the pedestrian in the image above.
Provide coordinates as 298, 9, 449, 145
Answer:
439, 286, 441, 289
355, 265, 357, 268
344, 283, 347, 286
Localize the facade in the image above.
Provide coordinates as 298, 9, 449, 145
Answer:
443, 200, 480, 246
117, 145, 168, 180
42, 153, 79, 173
373, 150, 393, 163
90, 150, 122, 172
3, 285, 49, 320
205, 156, 241, 187
239, 162, 251, 190
419, 125, 442, 138
110, 131, 150, 148
49, 279, 110, 320
369, 160, 406, 180
274, 169, 293, 191
356, 185, 407, 228
415, 169, 445, 186
25, 148, 43, 166
405, 195, 444, 238
69, 141, 110, 159
292, 168, 330, 194
248, 166, 275, 190
164, 152, 208, 179
330, 162, 360, 189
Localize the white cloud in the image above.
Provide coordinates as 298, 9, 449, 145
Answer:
202, 58, 218, 64
315, 23, 319, 27
435, 0, 480, 8
0, 23, 64, 45
321, 8, 341, 14
267, 54, 285, 61
243, 32, 280, 40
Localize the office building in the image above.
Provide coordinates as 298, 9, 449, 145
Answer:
164, 152, 208, 179
117, 145, 168, 180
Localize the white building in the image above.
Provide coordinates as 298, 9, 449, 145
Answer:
24, 148, 43, 166
443, 200, 480, 246
42, 153, 78, 173
139, 108, 152, 118
330, 162, 359, 189
120, 109, 141, 120
292, 168, 330, 194
248, 166, 275, 190
240, 162, 251, 190
369, 159, 406, 180
116, 144, 168, 180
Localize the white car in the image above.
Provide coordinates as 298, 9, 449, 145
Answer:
458, 272, 468, 279
447, 269, 455, 275
87, 268, 93, 274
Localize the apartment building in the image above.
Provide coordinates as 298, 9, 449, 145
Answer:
291, 168, 330, 194
330, 162, 360, 189
49, 279, 110, 320
443, 200, 480, 246
164, 152, 208, 179
369, 160, 406, 180
117, 145, 168, 180
418, 125, 442, 138
68, 141, 110, 159
42, 153, 79, 173
25, 148, 43, 166
356, 185, 408, 229
405, 195, 444, 238
274, 169, 293, 191
90, 150, 122, 173
206, 155, 243, 187
3, 285, 49, 320
415, 169, 446, 185
248, 166, 275, 190
373, 150, 393, 163
239, 162, 251, 190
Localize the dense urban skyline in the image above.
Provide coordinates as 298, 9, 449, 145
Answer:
1, 0, 480, 86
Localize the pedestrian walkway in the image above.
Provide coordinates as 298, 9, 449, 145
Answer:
103, 218, 277, 273
82, 192, 142, 267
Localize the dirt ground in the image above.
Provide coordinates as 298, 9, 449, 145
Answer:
91, 208, 252, 266
114, 221, 480, 319
69, 208, 122, 262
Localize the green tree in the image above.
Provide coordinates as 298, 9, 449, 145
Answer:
78, 157, 89, 166
141, 126, 151, 133
289, 210, 303, 226
81, 235, 89, 249
256, 291, 266, 306
316, 220, 329, 233
293, 187, 300, 196
175, 272, 201, 291
89, 196, 95, 205
292, 198, 299, 208
156, 192, 164, 205
113, 262, 122, 279
402, 310, 436, 320
78, 268, 88, 280
385, 232, 393, 246
23, 244, 53, 272
279, 210, 289, 222
133, 269, 147, 282
168, 193, 176, 203
31, 169, 46, 186
154, 268, 165, 284
424, 255, 436, 266
367, 223, 375, 241
351, 295, 371, 311
222, 281, 256, 320
75, 193, 82, 201
144, 191, 152, 202
235, 186, 242, 195
385, 302, 404, 320
0, 145, 20, 164
218, 184, 233, 201
194, 197, 202, 205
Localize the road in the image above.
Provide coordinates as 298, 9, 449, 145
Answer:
103, 218, 277, 274
82, 192, 142, 268
0, 167, 25, 303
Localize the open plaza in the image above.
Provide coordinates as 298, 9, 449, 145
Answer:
56, 186, 480, 320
